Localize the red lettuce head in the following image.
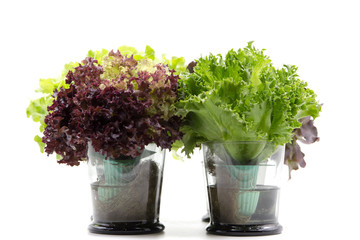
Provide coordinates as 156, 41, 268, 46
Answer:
43, 52, 182, 166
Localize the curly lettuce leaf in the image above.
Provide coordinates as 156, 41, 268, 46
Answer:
87, 49, 109, 65
26, 62, 79, 153
28, 45, 186, 161
88, 45, 186, 73
177, 42, 321, 165
42, 54, 182, 165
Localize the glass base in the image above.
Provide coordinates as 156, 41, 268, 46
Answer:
202, 213, 210, 222
88, 221, 165, 235
206, 223, 282, 236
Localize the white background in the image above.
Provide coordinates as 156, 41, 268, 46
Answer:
1, 0, 359, 239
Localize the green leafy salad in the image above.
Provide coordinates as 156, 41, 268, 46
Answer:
176, 42, 321, 171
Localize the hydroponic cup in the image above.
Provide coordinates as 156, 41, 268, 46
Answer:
203, 141, 284, 236
87, 143, 165, 235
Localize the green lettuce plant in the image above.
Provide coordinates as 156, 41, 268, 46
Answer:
176, 42, 321, 175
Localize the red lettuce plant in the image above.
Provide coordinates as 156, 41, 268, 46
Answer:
43, 51, 182, 166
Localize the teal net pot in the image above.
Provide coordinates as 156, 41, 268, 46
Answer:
87, 143, 166, 235
203, 141, 284, 236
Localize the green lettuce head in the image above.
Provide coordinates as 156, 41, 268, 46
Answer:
176, 42, 321, 165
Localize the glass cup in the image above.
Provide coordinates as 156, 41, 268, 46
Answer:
87, 143, 166, 234
203, 141, 284, 236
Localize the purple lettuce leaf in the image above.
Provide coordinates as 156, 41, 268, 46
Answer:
42, 53, 182, 166
285, 116, 319, 178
